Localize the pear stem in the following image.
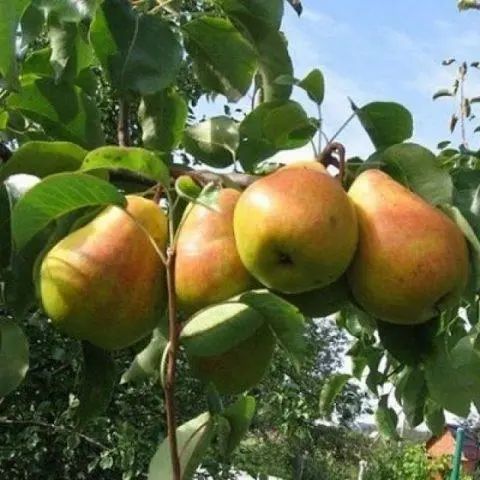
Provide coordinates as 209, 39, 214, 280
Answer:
319, 142, 346, 184
164, 189, 181, 480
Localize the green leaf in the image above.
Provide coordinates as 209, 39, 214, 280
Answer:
440, 205, 480, 291
81, 146, 169, 185
6, 76, 105, 149
400, 368, 428, 428
47, 14, 96, 84
11, 172, 126, 251
183, 15, 257, 102
89, 0, 182, 95
34, 0, 98, 23
432, 88, 454, 100
0, 0, 30, 90
0, 141, 87, 182
353, 101, 413, 149
319, 373, 351, 417
424, 335, 472, 417
139, 89, 188, 152
238, 100, 316, 172
256, 30, 293, 102
298, 69, 325, 105
148, 412, 214, 480
232, 289, 307, 371
174, 176, 203, 205
424, 399, 445, 436
120, 328, 168, 385
75, 341, 116, 427
180, 302, 265, 357
216, 0, 284, 40
377, 317, 440, 367
20, 3, 45, 47
0, 318, 29, 397
183, 116, 239, 168
375, 143, 453, 205
219, 395, 256, 457
375, 395, 400, 440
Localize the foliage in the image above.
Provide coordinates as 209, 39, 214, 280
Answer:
1, 0, 480, 479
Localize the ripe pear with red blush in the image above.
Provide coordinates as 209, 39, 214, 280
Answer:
233, 166, 358, 294
347, 169, 469, 325
175, 188, 256, 314
38, 195, 168, 350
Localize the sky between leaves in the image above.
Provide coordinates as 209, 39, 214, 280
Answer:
198, 0, 480, 161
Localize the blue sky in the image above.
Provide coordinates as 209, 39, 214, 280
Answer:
198, 1, 480, 162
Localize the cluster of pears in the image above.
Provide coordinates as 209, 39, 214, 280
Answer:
37, 159, 470, 394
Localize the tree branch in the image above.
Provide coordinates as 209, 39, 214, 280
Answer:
117, 98, 130, 147
0, 418, 109, 450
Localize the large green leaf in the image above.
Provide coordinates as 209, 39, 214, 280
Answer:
180, 303, 265, 357
0, 0, 31, 90
0, 318, 29, 397
216, 0, 284, 40
238, 100, 316, 171
11, 172, 126, 251
34, 0, 98, 23
0, 141, 87, 182
139, 89, 187, 152
298, 69, 325, 105
6, 76, 105, 148
424, 400, 445, 436
75, 341, 116, 427
89, 0, 182, 95
81, 146, 170, 185
20, 3, 45, 48
219, 395, 256, 457
319, 374, 351, 417
399, 368, 428, 428
424, 335, 473, 417
374, 143, 453, 205
148, 412, 215, 480
47, 14, 96, 84
256, 30, 293, 102
354, 101, 413, 150
183, 16, 257, 102
232, 289, 307, 371
120, 328, 168, 385
375, 395, 400, 440
183, 116, 239, 168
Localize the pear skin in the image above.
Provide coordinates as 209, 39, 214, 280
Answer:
280, 160, 327, 173
347, 169, 469, 325
187, 322, 275, 394
39, 195, 168, 350
175, 188, 255, 314
233, 168, 358, 294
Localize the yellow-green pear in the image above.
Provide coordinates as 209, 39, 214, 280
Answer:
38, 195, 168, 350
187, 323, 276, 394
233, 168, 358, 294
347, 169, 469, 325
175, 188, 256, 314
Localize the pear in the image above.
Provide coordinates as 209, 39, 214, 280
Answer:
175, 188, 255, 314
347, 169, 469, 325
233, 168, 358, 294
187, 322, 276, 394
280, 160, 327, 173
38, 195, 168, 350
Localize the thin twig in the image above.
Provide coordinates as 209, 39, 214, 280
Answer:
317, 104, 323, 154
164, 190, 181, 480
459, 62, 469, 149
117, 97, 130, 147
328, 110, 357, 144
0, 418, 109, 450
